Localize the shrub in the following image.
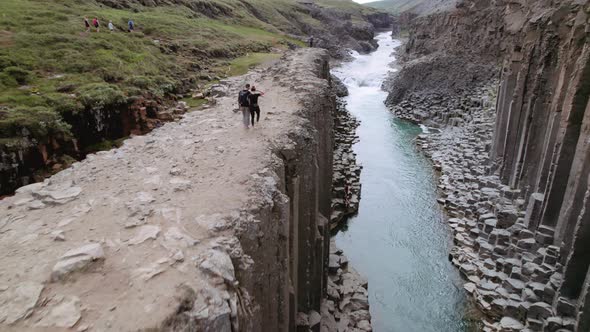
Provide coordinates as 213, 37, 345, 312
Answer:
97, 68, 125, 83
0, 72, 18, 88
45, 93, 83, 114
0, 55, 16, 71
128, 75, 153, 89
3, 66, 32, 85
127, 75, 177, 97
0, 106, 71, 140
77, 83, 127, 111
153, 75, 178, 95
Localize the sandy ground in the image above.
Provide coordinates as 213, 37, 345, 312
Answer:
0, 50, 321, 331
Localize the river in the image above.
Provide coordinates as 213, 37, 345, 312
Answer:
332, 32, 475, 332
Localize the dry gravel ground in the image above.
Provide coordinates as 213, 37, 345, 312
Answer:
0, 49, 327, 331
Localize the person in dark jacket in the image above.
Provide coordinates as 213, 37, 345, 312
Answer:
238, 84, 252, 128
248, 86, 265, 127
84, 17, 90, 32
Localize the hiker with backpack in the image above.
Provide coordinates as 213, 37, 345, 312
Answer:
92, 17, 100, 32
248, 86, 265, 127
128, 19, 135, 32
238, 84, 252, 129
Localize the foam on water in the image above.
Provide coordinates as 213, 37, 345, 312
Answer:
419, 124, 430, 133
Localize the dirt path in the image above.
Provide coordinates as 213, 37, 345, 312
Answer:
0, 49, 325, 331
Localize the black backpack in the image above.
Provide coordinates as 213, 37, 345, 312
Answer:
238, 90, 250, 107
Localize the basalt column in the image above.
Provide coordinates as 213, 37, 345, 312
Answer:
489, 1, 590, 330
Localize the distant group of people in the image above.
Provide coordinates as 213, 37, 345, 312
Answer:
84, 17, 135, 33
237, 84, 265, 129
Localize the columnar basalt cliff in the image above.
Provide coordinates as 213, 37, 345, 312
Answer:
386, 0, 505, 106
388, 0, 590, 330
0, 49, 346, 331
329, 77, 362, 229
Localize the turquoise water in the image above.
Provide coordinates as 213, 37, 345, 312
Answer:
332, 33, 473, 332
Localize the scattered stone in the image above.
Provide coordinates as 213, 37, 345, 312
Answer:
132, 262, 167, 281
169, 177, 191, 191
499, 316, 524, 330
51, 243, 105, 281
0, 281, 44, 324
129, 225, 161, 245
309, 310, 321, 327
35, 296, 82, 328
51, 230, 66, 241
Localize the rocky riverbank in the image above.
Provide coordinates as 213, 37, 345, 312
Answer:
385, 0, 590, 330
299, 241, 372, 332
330, 83, 362, 229
390, 81, 581, 331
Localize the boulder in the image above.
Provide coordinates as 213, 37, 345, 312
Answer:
499, 316, 524, 331
129, 225, 161, 245
51, 243, 105, 281
198, 249, 235, 285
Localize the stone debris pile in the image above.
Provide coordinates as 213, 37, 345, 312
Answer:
389, 87, 496, 129
298, 240, 371, 332
330, 99, 362, 229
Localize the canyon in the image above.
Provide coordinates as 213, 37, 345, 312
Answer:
1, 0, 590, 331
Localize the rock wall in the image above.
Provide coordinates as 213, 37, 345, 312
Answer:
385, 0, 505, 105
490, 1, 590, 330
233, 50, 336, 331
387, 0, 590, 331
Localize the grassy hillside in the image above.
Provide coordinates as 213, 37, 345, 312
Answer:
364, 0, 455, 15
0, 0, 379, 144
365, 0, 424, 13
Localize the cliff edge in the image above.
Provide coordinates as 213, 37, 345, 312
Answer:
0, 49, 336, 331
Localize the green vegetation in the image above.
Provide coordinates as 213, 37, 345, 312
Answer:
83, 136, 127, 154
0, 0, 377, 144
364, 0, 453, 15
181, 97, 208, 109
226, 52, 281, 76
364, 0, 424, 13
